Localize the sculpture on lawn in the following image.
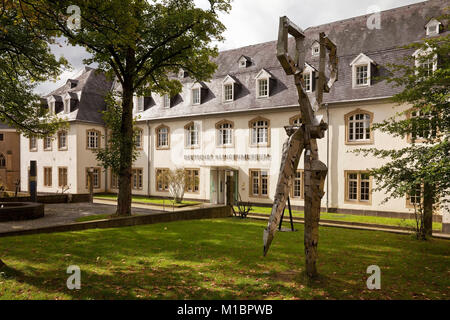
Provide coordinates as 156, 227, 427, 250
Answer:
263, 16, 338, 278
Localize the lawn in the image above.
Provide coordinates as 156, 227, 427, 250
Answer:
94, 194, 201, 207
0, 218, 448, 300
240, 206, 442, 230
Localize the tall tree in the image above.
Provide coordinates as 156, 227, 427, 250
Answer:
356, 28, 449, 239
21, 0, 231, 216
0, 0, 68, 136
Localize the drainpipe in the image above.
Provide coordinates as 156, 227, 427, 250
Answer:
326, 103, 330, 213
147, 120, 151, 197
104, 126, 108, 193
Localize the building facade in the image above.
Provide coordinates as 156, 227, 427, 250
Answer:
0, 123, 21, 191
20, 0, 448, 218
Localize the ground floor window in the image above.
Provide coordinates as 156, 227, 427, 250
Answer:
156, 168, 169, 192
86, 167, 101, 189
132, 168, 143, 190
407, 184, 422, 208
185, 169, 200, 193
111, 172, 119, 189
44, 167, 52, 187
250, 169, 269, 197
291, 170, 304, 199
345, 171, 371, 204
58, 167, 68, 188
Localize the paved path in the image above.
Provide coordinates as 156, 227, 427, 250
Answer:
0, 202, 164, 234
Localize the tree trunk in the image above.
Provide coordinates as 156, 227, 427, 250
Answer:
116, 52, 136, 216
423, 182, 434, 238
0, 259, 5, 268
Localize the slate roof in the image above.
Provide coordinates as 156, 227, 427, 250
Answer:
136, 0, 448, 121
43, 67, 113, 124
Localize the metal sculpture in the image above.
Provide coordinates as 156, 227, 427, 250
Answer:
263, 16, 338, 278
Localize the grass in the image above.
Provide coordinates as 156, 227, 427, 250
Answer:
94, 194, 201, 207
239, 206, 442, 231
0, 218, 448, 300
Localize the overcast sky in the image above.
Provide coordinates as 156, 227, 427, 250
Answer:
36, 0, 425, 94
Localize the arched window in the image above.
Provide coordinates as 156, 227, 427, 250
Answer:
0, 154, 5, 167
216, 120, 234, 147
249, 117, 270, 146
345, 110, 374, 144
185, 122, 199, 147
135, 128, 143, 149
156, 125, 170, 149
58, 130, 67, 150
86, 129, 100, 149
289, 114, 302, 126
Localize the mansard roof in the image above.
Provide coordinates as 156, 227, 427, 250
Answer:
43, 67, 113, 124
135, 0, 448, 121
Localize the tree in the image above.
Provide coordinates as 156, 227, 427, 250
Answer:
20, 0, 231, 216
356, 28, 449, 239
0, 0, 68, 136
163, 168, 188, 204
94, 92, 140, 184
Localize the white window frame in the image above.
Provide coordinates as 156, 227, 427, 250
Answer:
87, 130, 99, 149
58, 131, 67, 150
425, 19, 441, 36
312, 42, 320, 57
157, 126, 169, 149
136, 96, 145, 112
217, 121, 233, 147
413, 48, 438, 77
192, 88, 201, 105
350, 53, 375, 88
348, 113, 371, 142
185, 123, 199, 147
250, 118, 269, 146
163, 94, 171, 109
255, 69, 271, 99
44, 136, 52, 151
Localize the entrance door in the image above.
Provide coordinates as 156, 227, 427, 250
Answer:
225, 171, 236, 206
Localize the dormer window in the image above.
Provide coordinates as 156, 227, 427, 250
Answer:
222, 75, 237, 102
312, 42, 320, 57
163, 94, 171, 109
350, 53, 376, 88
413, 47, 437, 77
303, 63, 316, 93
255, 69, 272, 99
178, 69, 187, 79
238, 55, 250, 68
64, 98, 70, 113
192, 88, 201, 105
136, 96, 145, 112
425, 19, 441, 36
191, 82, 206, 105
49, 101, 55, 115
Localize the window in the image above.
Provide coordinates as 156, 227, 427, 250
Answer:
64, 98, 70, 113
356, 65, 368, 86
292, 170, 304, 199
250, 169, 269, 197
0, 154, 5, 168
44, 167, 52, 187
156, 168, 169, 192
58, 167, 68, 188
111, 172, 119, 189
303, 72, 311, 92
29, 136, 37, 151
86, 167, 101, 189
0, 133, 4, 141
132, 168, 143, 190
257, 79, 268, 98
312, 42, 320, 57
239, 56, 250, 68
49, 101, 55, 115
216, 121, 233, 147
255, 69, 271, 98
425, 19, 441, 36
163, 94, 171, 109
136, 96, 144, 112
224, 84, 234, 102
43, 136, 52, 151
87, 130, 100, 149
350, 53, 375, 88
409, 109, 438, 142
345, 171, 372, 204
407, 185, 422, 208
185, 122, 199, 147
289, 115, 302, 126
345, 110, 373, 144
156, 125, 170, 149
192, 88, 201, 105
58, 131, 67, 150
135, 128, 143, 149
185, 169, 200, 193
250, 117, 270, 146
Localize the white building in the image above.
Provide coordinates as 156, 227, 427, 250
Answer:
20, 0, 448, 224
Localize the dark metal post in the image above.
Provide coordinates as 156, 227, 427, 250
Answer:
30, 161, 37, 202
